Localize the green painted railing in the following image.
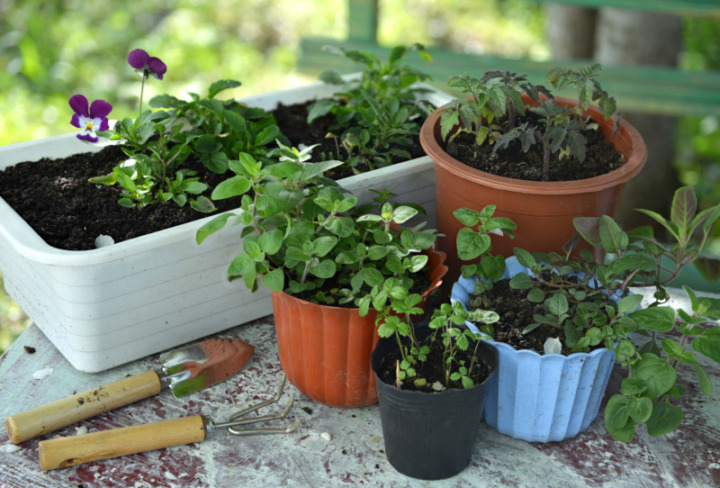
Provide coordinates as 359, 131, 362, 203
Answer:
299, 0, 720, 116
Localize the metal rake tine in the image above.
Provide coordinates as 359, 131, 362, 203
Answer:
227, 418, 301, 436
221, 393, 295, 428
227, 373, 288, 420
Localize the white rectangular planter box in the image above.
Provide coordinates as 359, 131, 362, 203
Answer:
0, 78, 452, 372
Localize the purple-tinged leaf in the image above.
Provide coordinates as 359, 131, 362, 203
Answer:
573, 217, 601, 246
694, 257, 720, 283
670, 186, 696, 238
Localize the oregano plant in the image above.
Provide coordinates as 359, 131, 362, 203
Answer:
374, 204, 513, 391
196, 143, 438, 312
462, 186, 720, 441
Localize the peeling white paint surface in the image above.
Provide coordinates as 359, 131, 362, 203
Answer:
32, 367, 53, 380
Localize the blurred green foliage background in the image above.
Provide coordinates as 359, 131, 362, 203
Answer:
1, 0, 719, 353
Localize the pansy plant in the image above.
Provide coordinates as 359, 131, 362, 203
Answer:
72, 49, 281, 214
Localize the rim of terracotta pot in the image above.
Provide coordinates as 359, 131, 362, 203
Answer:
420, 95, 648, 195
273, 246, 448, 310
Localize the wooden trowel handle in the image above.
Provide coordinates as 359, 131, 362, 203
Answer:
5, 370, 162, 444
39, 415, 207, 470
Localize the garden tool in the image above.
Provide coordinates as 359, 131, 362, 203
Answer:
5, 337, 255, 444
38, 373, 299, 470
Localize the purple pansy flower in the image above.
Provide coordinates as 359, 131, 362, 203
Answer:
128, 49, 167, 80
69, 94, 112, 143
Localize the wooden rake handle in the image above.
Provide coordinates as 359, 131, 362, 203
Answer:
5, 370, 162, 444
38, 415, 207, 470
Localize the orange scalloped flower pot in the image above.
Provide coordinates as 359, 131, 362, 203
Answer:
420, 95, 647, 278
272, 247, 448, 408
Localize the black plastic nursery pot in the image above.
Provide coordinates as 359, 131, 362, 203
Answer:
370, 327, 498, 480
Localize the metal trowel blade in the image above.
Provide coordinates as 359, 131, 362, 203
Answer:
161, 338, 255, 397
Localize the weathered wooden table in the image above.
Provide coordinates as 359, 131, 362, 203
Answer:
1, 289, 719, 487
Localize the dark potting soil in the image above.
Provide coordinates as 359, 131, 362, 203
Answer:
443, 112, 625, 182
0, 100, 423, 251
0, 145, 247, 251
273, 101, 426, 179
466, 278, 573, 355
374, 335, 495, 393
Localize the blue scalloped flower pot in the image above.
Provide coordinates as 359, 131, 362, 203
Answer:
451, 256, 617, 443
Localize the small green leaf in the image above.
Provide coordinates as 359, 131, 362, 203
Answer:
598, 215, 628, 252
408, 255, 428, 273
631, 307, 675, 333
527, 288, 545, 303
440, 110, 459, 141
254, 125, 280, 147
243, 238, 263, 259
548, 292, 569, 316
615, 339, 637, 364
196, 213, 236, 244
286, 246, 311, 262
392, 205, 418, 224
211, 175, 251, 200
261, 268, 284, 291
306, 99, 336, 123
618, 294, 643, 315
604, 396, 637, 442
628, 396, 653, 423
456, 228, 491, 261
573, 217, 601, 246
88, 172, 117, 186
259, 229, 283, 255
190, 196, 216, 213
208, 79, 242, 99
308, 259, 336, 279
361, 267, 384, 287
312, 236, 338, 257
324, 216, 355, 237
645, 401, 683, 437
693, 363, 714, 395
692, 328, 720, 363
670, 186, 697, 240
228, 253, 255, 285
620, 377, 647, 396
509, 273, 533, 290
318, 69, 345, 85
513, 248, 535, 268
633, 353, 676, 398
604, 394, 631, 430
453, 208, 481, 227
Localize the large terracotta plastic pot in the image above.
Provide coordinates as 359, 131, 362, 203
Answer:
420, 95, 647, 279
272, 247, 448, 408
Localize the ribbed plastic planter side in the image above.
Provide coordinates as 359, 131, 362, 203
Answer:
271, 248, 447, 409
272, 291, 380, 408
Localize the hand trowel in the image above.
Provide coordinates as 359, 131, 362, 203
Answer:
4, 337, 254, 444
